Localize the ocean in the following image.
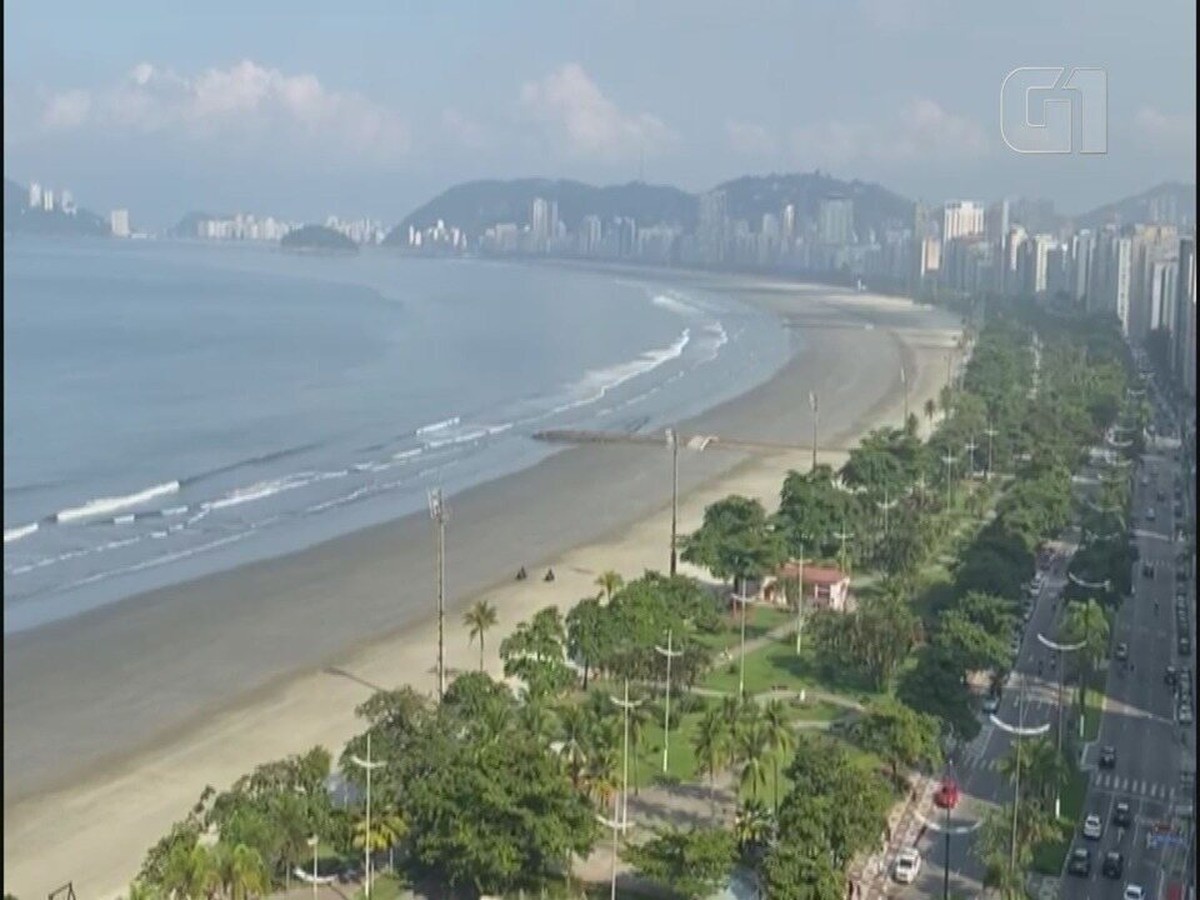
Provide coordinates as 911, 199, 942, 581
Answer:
2, 239, 792, 634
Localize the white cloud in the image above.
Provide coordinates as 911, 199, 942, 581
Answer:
789, 98, 988, 167
518, 63, 676, 162
440, 107, 487, 149
725, 120, 778, 157
36, 60, 410, 158
1133, 107, 1196, 154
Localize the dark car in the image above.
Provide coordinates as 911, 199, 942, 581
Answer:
1102, 852, 1125, 879
1167, 666, 1179, 686
1114, 802, 1133, 827
1158, 490, 1168, 502
1143, 563, 1155, 578
1099, 746, 1117, 768
1067, 848, 1092, 876
1180, 636, 1193, 656
1115, 642, 1129, 661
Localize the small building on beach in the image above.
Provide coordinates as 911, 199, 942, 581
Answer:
760, 563, 852, 612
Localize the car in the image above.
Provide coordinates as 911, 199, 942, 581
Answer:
1144, 563, 1156, 578
893, 848, 921, 884
982, 695, 1000, 714
1180, 636, 1193, 655
1180, 705, 1194, 725
1102, 852, 1125, 879
1125, 885, 1145, 900
1113, 802, 1133, 827
1115, 643, 1129, 661
1148, 508, 1157, 521
1083, 814, 1103, 839
1159, 490, 1168, 502
1067, 848, 1092, 876
1167, 666, 1179, 686
1099, 746, 1116, 768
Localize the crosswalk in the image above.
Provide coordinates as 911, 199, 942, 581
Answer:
1092, 772, 1177, 800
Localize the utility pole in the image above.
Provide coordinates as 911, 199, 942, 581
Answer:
877, 488, 897, 537
655, 629, 683, 774
832, 522, 854, 577
900, 365, 909, 426
734, 590, 751, 703
428, 489, 448, 700
965, 437, 978, 480
941, 452, 957, 506
668, 429, 679, 576
1037, 632, 1086, 818
609, 680, 642, 827
349, 732, 386, 898
990, 677, 1050, 882
809, 391, 819, 470
794, 542, 806, 655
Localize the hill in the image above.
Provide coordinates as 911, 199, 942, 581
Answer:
3, 177, 111, 237
280, 224, 358, 253
170, 211, 221, 239
712, 171, 915, 235
385, 178, 697, 245
1075, 181, 1196, 230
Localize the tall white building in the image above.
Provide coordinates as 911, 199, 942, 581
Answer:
818, 196, 854, 246
1071, 230, 1094, 303
699, 190, 728, 263
943, 200, 985, 243
110, 209, 131, 238
42, 189, 55, 212
60, 189, 76, 215
28, 182, 42, 209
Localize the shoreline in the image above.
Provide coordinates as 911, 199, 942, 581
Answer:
2, 273, 961, 899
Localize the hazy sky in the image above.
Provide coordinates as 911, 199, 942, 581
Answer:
3, 0, 1195, 228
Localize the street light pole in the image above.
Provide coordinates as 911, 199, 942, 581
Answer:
983, 422, 998, 481
832, 523, 854, 578
1036, 632, 1086, 818
809, 391, 819, 470
965, 438, 977, 481
307, 835, 319, 900
427, 489, 448, 700
941, 453, 957, 507
655, 629, 683, 774
349, 732, 386, 898
734, 591, 750, 702
596, 810, 631, 900
610, 680, 642, 827
991, 677, 1050, 881
794, 542, 806, 655
668, 429, 679, 576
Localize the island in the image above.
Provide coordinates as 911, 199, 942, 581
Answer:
279, 224, 358, 254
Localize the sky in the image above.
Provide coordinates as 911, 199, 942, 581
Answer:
3, 0, 1196, 229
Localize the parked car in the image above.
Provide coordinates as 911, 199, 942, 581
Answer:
1102, 852, 1125, 879
982, 695, 1000, 714
1179, 705, 1193, 725
1083, 814, 1103, 839
1166, 666, 1178, 686
1144, 563, 1155, 578
1099, 746, 1117, 769
893, 848, 921, 884
1125, 885, 1145, 900
1113, 802, 1133, 827
1067, 848, 1092, 876
1115, 642, 1129, 661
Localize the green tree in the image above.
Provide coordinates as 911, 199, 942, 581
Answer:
161, 841, 220, 900
595, 569, 624, 601
565, 596, 609, 689
681, 495, 783, 594
693, 708, 733, 815
736, 720, 771, 803
761, 842, 846, 900
762, 699, 795, 814
462, 600, 499, 672
1061, 598, 1110, 711
624, 825, 737, 900
218, 843, 270, 900
499, 606, 575, 700
854, 697, 943, 788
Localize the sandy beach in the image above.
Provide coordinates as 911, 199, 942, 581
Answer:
3, 272, 961, 899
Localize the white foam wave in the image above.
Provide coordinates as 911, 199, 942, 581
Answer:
163, 506, 188, 517
202, 474, 311, 512
551, 329, 690, 415
391, 448, 423, 462
55, 480, 181, 524
113, 514, 135, 525
426, 428, 490, 450
416, 416, 460, 436
4, 523, 38, 544
652, 293, 702, 317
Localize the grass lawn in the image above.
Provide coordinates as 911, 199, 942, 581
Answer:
701, 635, 880, 704
353, 873, 408, 900
1032, 765, 1089, 875
1082, 688, 1104, 742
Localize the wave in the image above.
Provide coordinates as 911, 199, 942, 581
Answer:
202, 474, 312, 512
55, 481, 181, 524
4, 523, 39, 544
551, 329, 691, 416
652, 293, 703, 318
416, 416, 460, 436
182, 442, 322, 486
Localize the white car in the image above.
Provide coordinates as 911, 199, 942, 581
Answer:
1124, 885, 1145, 900
982, 695, 1000, 714
1083, 814, 1103, 839
1180, 705, 1194, 725
893, 848, 921, 884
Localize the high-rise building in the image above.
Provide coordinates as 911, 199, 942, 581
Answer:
1173, 237, 1196, 389
818, 196, 854, 246
110, 209, 131, 238
60, 189, 76, 215
43, 189, 55, 212
943, 200, 985, 243
782, 203, 796, 248
1071, 230, 1094, 303
699, 190, 728, 264
530, 197, 552, 252
28, 182, 42, 209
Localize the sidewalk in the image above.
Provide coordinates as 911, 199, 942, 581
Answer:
847, 773, 938, 900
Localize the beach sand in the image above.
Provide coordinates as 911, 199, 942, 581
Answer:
3, 274, 961, 899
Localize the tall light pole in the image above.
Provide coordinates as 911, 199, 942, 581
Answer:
610, 679, 642, 827
349, 732, 386, 898
809, 391, 819, 470
991, 677, 1050, 878
915, 790, 981, 900
794, 542, 806, 655
733, 591, 752, 703
596, 809, 631, 900
1036, 632, 1086, 818
941, 452, 957, 507
983, 421, 998, 480
307, 835, 319, 900
877, 488, 898, 537
667, 429, 680, 576
832, 523, 854, 577
964, 438, 977, 481
900, 365, 909, 426
655, 629, 683, 774
427, 488, 448, 700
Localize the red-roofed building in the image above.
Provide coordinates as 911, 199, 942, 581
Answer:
762, 562, 853, 612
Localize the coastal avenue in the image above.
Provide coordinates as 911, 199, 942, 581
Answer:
887, 379, 1196, 900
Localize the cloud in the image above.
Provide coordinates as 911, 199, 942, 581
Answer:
789, 98, 988, 168
1133, 106, 1196, 154
35, 61, 410, 158
440, 107, 487, 150
725, 120, 778, 157
518, 63, 676, 162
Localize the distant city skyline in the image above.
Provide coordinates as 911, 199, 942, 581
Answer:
3, 1, 1195, 228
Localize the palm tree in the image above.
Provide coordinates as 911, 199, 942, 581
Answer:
595, 570, 624, 602
733, 799, 775, 861
924, 398, 937, 425
463, 600, 499, 671
126, 881, 163, 900
627, 697, 653, 796
1061, 598, 1111, 712
353, 810, 406, 876
162, 842, 220, 900
737, 721, 771, 803
557, 703, 591, 789
761, 700, 795, 814
693, 708, 732, 817
1014, 736, 1070, 812
221, 843, 269, 900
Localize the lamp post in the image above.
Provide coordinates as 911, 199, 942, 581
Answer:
596, 809, 632, 900
832, 523, 854, 578
991, 676, 1051, 878
809, 391, 819, 470
427, 488, 448, 700
794, 542, 806, 655
655, 629, 683, 774
732, 591, 752, 702
1036, 632, 1087, 818
900, 365, 909, 426
307, 835, 319, 900
919, 780, 981, 900
668, 429, 680, 576
610, 679, 642, 827
941, 452, 957, 507
349, 732, 386, 898
983, 421, 998, 480
877, 489, 898, 538
964, 437, 978, 481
